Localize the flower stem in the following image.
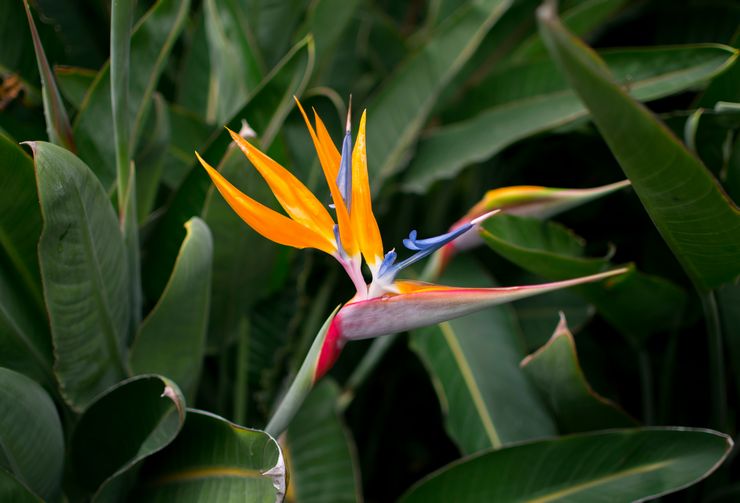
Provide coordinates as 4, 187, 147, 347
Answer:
265, 307, 339, 437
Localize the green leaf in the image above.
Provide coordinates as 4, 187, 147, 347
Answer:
161, 105, 212, 189
481, 214, 687, 342
0, 267, 53, 389
33, 141, 129, 411
0, 367, 63, 501
142, 35, 314, 304
70, 375, 186, 501
285, 379, 361, 503
0, 469, 41, 503
132, 409, 284, 502
404, 44, 739, 193
203, 0, 263, 124
130, 218, 213, 398
250, 0, 304, 69
521, 314, 637, 433
367, 0, 513, 187
410, 258, 556, 454
55, 66, 96, 111
23, 1, 75, 151
0, 135, 52, 385
73, 0, 190, 188
537, 3, 740, 289
400, 428, 733, 502
0, 134, 44, 312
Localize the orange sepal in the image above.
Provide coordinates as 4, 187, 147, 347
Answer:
227, 129, 336, 245
196, 151, 336, 254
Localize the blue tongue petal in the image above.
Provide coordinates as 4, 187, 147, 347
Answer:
336, 97, 353, 212
376, 210, 501, 283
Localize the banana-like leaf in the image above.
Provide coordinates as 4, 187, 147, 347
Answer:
481, 214, 686, 343
404, 44, 738, 193
70, 375, 186, 501
73, 0, 190, 188
368, 0, 513, 187
521, 314, 637, 433
132, 409, 285, 502
537, 3, 740, 290
130, 218, 212, 398
410, 258, 556, 454
285, 379, 362, 503
400, 428, 733, 502
33, 142, 129, 411
0, 368, 63, 501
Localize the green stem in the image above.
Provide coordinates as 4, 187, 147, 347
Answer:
702, 290, 728, 432
111, 0, 141, 333
338, 334, 397, 413
265, 307, 338, 437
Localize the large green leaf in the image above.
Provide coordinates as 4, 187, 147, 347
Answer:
410, 258, 556, 454
33, 141, 129, 411
285, 379, 361, 503
73, 0, 190, 188
70, 375, 186, 501
130, 218, 212, 397
400, 428, 733, 502
481, 214, 687, 342
537, 3, 740, 290
132, 409, 284, 502
521, 314, 637, 433
0, 135, 52, 385
404, 44, 738, 193
367, 0, 513, 187
0, 368, 63, 501
142, 36, 314, 305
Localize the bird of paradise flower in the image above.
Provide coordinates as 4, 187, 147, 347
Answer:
196, 99, 626, 435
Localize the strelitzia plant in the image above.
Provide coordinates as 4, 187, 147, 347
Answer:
196, 99, 627, 435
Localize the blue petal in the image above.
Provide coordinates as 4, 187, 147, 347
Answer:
377, 249, 398, 277
336, 131, 353, 211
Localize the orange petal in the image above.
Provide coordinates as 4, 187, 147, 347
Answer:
196, 152, 336, 254
314, 111, 341, 179
294, 98, 358, 256
351, 110, 384, 268
227, 129, 336, 245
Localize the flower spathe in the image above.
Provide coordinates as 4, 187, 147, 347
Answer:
196, 99, 627, 383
